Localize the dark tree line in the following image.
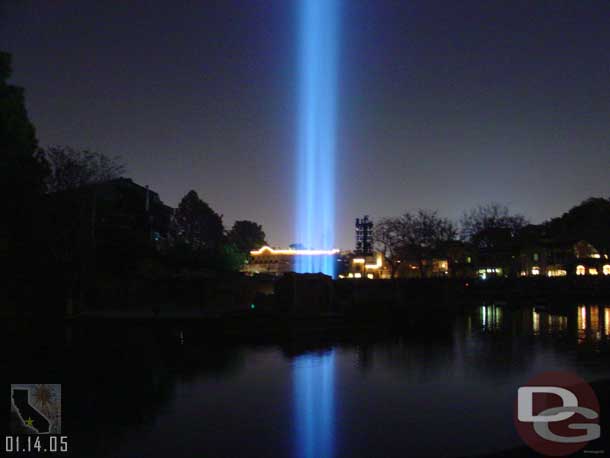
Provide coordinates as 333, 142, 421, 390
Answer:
167, 190, 266, 271
1, 51, 267, 314
374, 210, 457, 278
373, 203, 527, 278
373, 198, 610, 279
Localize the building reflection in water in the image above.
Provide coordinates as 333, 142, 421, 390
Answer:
480, 304, 503, 331
577, 304, 610, 343
532, 309, 568, 335
293, 351, 335, 458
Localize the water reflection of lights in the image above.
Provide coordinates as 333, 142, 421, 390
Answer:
293, 351, 335, 458
532, 309, 567, 335
577, 304, 610, 343
480, 304, 503, 330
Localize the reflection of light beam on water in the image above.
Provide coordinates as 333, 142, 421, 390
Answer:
295, 0, 339, 277
293, 351, 335, 458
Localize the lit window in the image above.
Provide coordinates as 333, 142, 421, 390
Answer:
466, 256, 472, 264
589, 268, 599, 276
347, 273, 354, 278
576, 265, 586, 276
533, 253, 539, 261
531, 267, 540, 276
354, 273, 362, 279
603, 265, 610, 276
366, 273, 374, 279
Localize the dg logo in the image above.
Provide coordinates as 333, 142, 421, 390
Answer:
514, 371, 601, 456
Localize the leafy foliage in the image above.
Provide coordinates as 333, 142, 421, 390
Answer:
541, 197, 610, 251
228, 220, 266, 254
172, 190, 224, 250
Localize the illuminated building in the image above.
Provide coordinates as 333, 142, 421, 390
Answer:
477, 267, 503, 280
519, 239, 608, 277
243, 246, 340, 277
345, 253, 388, 279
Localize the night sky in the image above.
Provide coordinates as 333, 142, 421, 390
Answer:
3, 0, 609, 249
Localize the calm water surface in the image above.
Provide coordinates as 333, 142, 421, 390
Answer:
6, 303, 610, 458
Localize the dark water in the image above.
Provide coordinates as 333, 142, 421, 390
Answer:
4, 303, 610, 458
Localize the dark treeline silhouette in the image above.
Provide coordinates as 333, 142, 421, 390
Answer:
373, 200, 610, 279
1, 51, 266, 317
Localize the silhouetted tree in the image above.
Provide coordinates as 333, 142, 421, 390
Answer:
373, 217, 403, 279
228, 220, 266, 253
540, 197, 610, 252
1, 51, 47, 230
374, 210, 457, 278
172, 190, 224, 250
1, 51, 49, 314
398, 210, 457, 277
460, 203, 527, 249
42, 146, 125, 192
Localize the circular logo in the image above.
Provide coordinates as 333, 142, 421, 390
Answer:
514, 371, 600, 456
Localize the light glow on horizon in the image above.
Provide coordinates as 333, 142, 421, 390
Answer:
250, 246, 340, 256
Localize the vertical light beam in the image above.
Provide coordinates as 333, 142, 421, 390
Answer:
295, 0, 339, 277
293, 351, 336, 458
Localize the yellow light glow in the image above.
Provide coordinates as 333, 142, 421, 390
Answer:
578, 305, 586, 331
576, 265, 586, 276
589, 268, 599, 276
250, 246, 340, 256
354, 273, 362, 279
603, 265, 610, 276
532, 310, 540, 334
547, 269, 567, 277
365, 256, 382, 270
347, 273, 354, 278
591, 305, 600, 331
352, 258, 365, 264
366, 273, 374, 279
531, 267, 540, 276
591, 254, 601, 259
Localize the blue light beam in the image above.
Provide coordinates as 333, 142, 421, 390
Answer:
295, 0, 339, 277
293, 351, 336, 458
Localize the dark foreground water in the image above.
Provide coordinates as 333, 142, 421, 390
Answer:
4, 303, 610, 458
